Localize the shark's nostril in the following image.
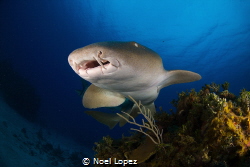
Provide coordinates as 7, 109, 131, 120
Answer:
98, 51, 102, 56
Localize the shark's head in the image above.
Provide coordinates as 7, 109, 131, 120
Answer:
68, 42, 119, 80
68, 41, 163, 89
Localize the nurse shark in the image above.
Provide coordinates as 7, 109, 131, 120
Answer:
68, 41, 201, 128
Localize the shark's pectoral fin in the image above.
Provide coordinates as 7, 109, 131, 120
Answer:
83, 84, 126, 108
85, 110, 120, 129
159, 70, 201, 90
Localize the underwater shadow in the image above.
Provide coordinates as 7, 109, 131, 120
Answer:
0, 60, 41, 122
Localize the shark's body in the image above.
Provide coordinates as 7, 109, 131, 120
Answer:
68, 41, 201, 128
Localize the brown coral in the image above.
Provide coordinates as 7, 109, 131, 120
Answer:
94, 82, 250, 167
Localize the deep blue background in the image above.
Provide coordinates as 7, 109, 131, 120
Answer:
1, 0, 250, 152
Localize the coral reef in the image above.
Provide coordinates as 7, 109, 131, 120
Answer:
117, 96, 163, 145
94, 82, 250, 167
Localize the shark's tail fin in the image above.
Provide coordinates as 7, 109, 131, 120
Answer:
84, 102, 136, 129
85, 102, 156, 129
85, 110, 120, 129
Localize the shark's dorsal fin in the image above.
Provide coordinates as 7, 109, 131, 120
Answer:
158, 70, 201, 91
83, 84, 126, 108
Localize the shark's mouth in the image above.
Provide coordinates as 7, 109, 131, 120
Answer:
71, 54, 120, 78
80, 59, 110, 70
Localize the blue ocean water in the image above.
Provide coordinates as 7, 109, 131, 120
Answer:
0, 0, 250, 166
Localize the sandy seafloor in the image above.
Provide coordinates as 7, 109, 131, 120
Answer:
0, 94, 93, 167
